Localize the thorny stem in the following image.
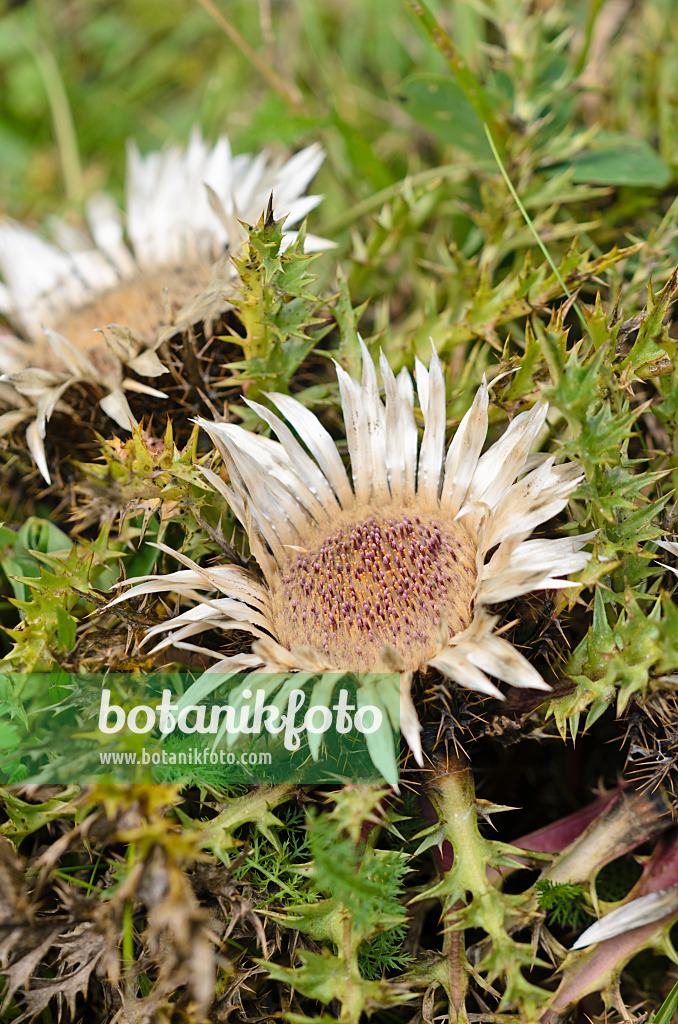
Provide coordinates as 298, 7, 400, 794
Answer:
238, 257, 269, 364
206, 783, 296, 841
231, 198, 282, 396
425, 774, 674, 1020
339, 911, 363, 1023
426, 759, 548, 1017
434, 761, 505, 934
429, 761, 493, 1023
442, 908, 468, 1023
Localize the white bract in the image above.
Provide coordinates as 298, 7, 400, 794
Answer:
657, 538, 678, 576
571, 885, 678, 949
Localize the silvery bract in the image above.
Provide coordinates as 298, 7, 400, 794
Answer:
571, 885, 678, 949
657, 539, 678, 576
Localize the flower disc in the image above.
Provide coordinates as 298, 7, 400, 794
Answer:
53, 264, 209, 362
271, 508, 477, 672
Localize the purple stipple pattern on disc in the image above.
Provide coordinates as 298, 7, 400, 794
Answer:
272, 508, 476, 672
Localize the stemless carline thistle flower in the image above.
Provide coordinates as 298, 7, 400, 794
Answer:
112, 342, 592, 763
0, 131, 327, 480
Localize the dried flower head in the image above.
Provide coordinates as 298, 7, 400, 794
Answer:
0, 131, 327, 480
112, 342, 592, 762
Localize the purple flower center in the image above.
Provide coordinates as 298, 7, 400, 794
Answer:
272, 507, 477, 672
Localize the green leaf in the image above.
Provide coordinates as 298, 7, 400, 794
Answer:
357, 681, 398, 787
0, 720, 19, 751
651, 978, 678, 1024
0, 525, 17, 548
335, 264, 368, 378
535, 878, 591, 929
567, 134, 670, 188
56, 606, 77, 651
1, 516, 74, 602
17, 516, 72, 555
233, 92, 328, 149
397, 74, 493, 161
331, 110, 394, 189
307, 673, 340, 761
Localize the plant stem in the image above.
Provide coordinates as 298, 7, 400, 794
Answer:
22, 34, 84, 203
194, 0, 304, 110
426, 759, 549, 1014
442, 907, 468, 1022
434, 760, 504, 932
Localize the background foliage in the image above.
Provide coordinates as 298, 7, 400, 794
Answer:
2, 0, 678, 1021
